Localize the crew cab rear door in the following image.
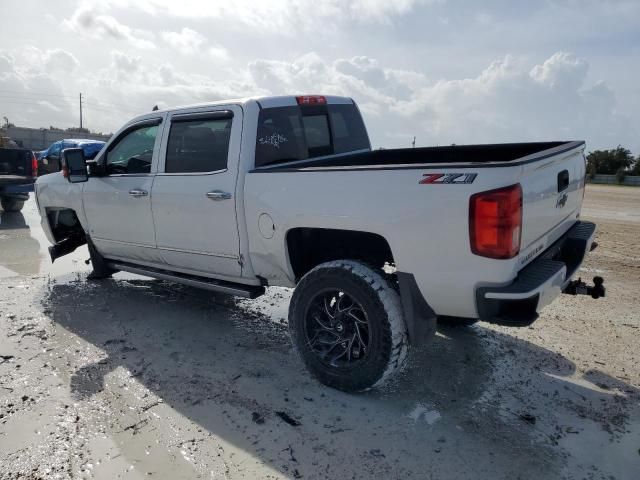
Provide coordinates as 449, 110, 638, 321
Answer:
150, 106, 242, 279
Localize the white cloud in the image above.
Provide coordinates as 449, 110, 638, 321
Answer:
209, 46, 229, 60
389, 53, 632, 148
248, 52, 636, 151
0, 50, 77, 128
43, 49, 80, 72
160, 28, 228, 59
2, 40, 636, 152
530, 52, 588, 91
3, 1, 640, 153
79, 0, 432, 32
347, 0, 435, 21
63, 6, 156, 49
69, 50, 262, 128
161, 28, 204, 55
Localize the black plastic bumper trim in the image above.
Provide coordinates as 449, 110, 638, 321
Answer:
476, 221, 596, 326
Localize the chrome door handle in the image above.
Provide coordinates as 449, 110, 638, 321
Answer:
206, 190, 232, 201
129, 189, 148, 197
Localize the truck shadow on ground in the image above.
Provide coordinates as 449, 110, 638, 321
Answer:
44, 277, 638, 479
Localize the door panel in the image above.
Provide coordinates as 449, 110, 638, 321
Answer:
84, 175, 156, 248
83, 119, 163, 260
151, 106, 242, 278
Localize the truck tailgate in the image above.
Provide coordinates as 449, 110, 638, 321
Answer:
0, 149, 32, 177
518, 142, 586, 262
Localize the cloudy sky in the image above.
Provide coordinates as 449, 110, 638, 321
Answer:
1, 0, 639, 152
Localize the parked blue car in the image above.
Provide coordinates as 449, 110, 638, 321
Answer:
39, 139, 106, 175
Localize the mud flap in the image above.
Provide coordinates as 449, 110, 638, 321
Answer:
397, 272, 437, 345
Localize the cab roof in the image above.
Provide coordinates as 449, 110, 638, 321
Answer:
127, 95, 355, 125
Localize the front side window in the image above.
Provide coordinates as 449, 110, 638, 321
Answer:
106, 124, 158, 175
165, 117, 232, 173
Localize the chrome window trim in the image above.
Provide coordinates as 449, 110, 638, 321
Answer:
155, 168, 227, 177
102, 173, 155, 178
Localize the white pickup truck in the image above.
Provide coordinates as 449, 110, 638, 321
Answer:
35, 95, 604, 391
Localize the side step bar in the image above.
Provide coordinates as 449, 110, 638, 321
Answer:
107, 261, 265, 299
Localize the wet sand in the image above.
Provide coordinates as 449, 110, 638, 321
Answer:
0, 184, 638, 479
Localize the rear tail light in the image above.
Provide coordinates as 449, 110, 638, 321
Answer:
296, 95, 327, 105
469, 184, 522, 259
31, 152, 38, 177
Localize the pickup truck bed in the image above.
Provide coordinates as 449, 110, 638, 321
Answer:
254, 141, 577, 170
0, 148, 37, 212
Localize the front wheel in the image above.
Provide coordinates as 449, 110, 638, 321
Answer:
87, 238, 118, 279
1, 197, 25, 212
288, 260, 408, 392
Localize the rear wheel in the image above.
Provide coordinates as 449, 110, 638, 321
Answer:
289, 260, 408, 392
1, 197, 25, 212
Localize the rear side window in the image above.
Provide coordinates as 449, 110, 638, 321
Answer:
255, 103, 370, 167
166, 117, 232, 173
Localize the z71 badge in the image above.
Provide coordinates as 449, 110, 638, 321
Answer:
419, 173, 477, 184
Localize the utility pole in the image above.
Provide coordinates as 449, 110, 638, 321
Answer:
412, 136, 416, 148
79, 93, 83, 130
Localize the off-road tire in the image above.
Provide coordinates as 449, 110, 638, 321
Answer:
0, 197, 25, 212
437, 316, 479, 327
289, 260, 408, 392
87, 238, 117, 279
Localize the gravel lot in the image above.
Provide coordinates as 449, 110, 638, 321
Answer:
0, 184, 638, 479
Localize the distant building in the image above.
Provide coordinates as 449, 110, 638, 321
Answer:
0, 126, 111, 151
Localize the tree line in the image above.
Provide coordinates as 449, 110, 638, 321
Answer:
586, 146, 640, 180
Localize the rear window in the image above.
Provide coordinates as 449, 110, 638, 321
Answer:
255, 103, 369, 168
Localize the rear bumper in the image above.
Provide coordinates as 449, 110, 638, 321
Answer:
476, 221, 596, 326
0, 178, 35, 194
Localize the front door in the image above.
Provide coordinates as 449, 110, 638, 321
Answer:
150, 106, 242, 279
83, 119, 162, 260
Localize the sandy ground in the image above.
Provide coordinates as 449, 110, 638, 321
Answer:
0, 184, 638, 480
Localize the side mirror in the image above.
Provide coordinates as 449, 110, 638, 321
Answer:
61, 148, 88, 183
